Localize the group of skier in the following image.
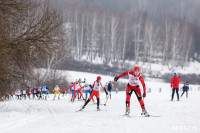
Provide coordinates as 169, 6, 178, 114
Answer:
8, 84, 50, 100
5, 65, 191, 117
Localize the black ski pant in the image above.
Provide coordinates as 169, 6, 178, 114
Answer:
181, 90, 188, 98
172, 88, 179, 100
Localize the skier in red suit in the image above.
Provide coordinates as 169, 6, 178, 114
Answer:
69, 79, 84, 102
114, 66, 149, 116
80, 76, 108, 111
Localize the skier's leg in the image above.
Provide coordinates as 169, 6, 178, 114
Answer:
85, 91, 88, 102
82, 91, 95, 109
171, 88, 175, 100
176, 89, 179, 100
58, 92, 60, 99
96, 91, 100, 109
181, 90, 185, 97
73, 90, 77, 100
53, 92, 57, 100
186, 91, 188, 98
126, 85, 132, 108
133, 87, 145, 110
78, 89, 84, 99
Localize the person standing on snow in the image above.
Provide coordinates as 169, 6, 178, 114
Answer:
69, 82, 74, 102
37, 86, 42, 99
41, 84, 49, 100
62, 86, 67, 97
181, 81, 189, 98
53, 84, 60, 101
114, 66, 149, 117
22, 89, 27, 100
80, 76, 108, 111
26, 87, 32, 99
171, 73, 182, 101
83, 82, 94, 103
69, 79, 84, 102
33, 86, 38, 99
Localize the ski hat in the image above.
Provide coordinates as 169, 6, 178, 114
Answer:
79, 78, 81, 81
134, 66, 140, 71
71, 82, 74, 84
174, 73, 176, 76
97, 76, 102, 81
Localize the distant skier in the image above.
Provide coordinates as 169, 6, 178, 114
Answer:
15, 89, 21, 100
78, 78, 85, 100
80, 76, 108, 111
53, 84, 60, 101
26, 87, 32, 99
33, 86, 38, 99
83, 82, 94, 103
107, 81, 112, 99
159, 88, 162, 93
114, 66, 149, 117
62, 86, 67, 97
171, 73, 182, 101
69, 82, 74, 101
181, 81, 189, 98
41, 84, 49, 100
37, 86, 42, 99
22, 89, 27, 100
69, 79, 84, 102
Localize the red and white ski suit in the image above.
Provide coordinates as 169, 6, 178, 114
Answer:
70, 82, 84, 100
117, 71, 146, 109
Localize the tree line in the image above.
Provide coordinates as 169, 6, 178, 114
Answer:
59, 0, 198, 71
0, 0, 65, 99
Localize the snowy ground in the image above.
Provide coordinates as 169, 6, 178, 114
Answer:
1, 71, 200, 133
0, 88, 200, 133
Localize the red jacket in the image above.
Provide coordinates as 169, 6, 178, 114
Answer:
62, 88, 66, 92
117, 71, 146, 93
171, 76, 182, 89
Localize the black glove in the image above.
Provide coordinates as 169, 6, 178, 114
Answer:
114, 77, 119, 81
106, 91, 108, 95
143, 93, 146, 98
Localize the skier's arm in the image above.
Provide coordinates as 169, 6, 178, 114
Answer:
101, 82, 108, 95
170, 78, 173, 88
80, 81, 85, 83
139, 76, 146, 94
79, 83, 84, 89
179, 77, 182, 82
114, 71, 133, 81
69, 83, 75, 90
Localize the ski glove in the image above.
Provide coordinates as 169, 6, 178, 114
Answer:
114, 77, 119, 81
143, 93, 146, 98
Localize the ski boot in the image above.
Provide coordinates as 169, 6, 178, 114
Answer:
58, 97, 60, 100
97, 106, 101, 111
141, 109, 149, 117
125, 107, 130, 116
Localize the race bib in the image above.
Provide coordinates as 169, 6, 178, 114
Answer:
129, 74, 139, 86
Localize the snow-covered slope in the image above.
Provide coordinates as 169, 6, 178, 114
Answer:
0, 89, 200, 133
2, 71, 199, 133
